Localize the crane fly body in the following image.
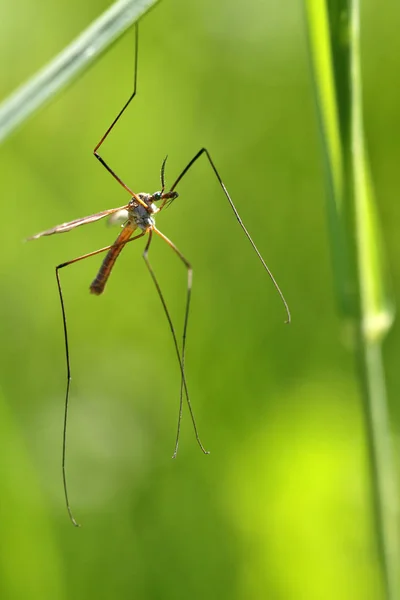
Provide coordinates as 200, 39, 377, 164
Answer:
28, 22, 290, 527
29, 188, 178, 294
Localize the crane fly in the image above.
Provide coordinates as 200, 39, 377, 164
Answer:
28, 23, 291, 527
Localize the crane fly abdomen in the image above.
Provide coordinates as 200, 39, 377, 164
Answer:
90, 195, 159, 296
90, 223, 137, 295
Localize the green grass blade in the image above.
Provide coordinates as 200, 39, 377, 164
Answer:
305, 0, 399, 598
349, 1, 394, 340
304, 0, 349, 314
0, 0, 159, 143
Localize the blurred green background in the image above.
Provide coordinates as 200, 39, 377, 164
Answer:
1, 0, 399, 598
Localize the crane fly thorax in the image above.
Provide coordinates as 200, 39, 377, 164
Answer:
129, 193, 159, 231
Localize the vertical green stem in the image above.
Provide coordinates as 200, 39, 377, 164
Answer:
360, 341, 399, 600
305, 0, 399, 597
350, 3, 398, 596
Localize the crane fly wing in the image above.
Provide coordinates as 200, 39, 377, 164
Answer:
27, 204, 131, 240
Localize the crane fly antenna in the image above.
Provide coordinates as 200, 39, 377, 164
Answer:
143, 228, 209, 457
160, 155, 168, 193
168, 148, 291, 324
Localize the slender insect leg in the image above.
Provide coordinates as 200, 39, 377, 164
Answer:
93, 22, 146, 209
143, 228, 209, 457
56, 232, 145, 527
168, 148, 291, 324
152, 228, 189, 457
151, 227, 191, 458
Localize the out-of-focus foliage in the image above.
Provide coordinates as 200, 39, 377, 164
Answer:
0, 1, 399, 598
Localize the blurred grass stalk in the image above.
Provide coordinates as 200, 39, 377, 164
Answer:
0, 0, 159, 143
305, 0, 398, 597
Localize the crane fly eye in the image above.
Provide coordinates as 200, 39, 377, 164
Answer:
154, 192, 162, 201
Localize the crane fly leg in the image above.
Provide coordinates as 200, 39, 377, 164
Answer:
167, 147, 291, 324
143, 228, 209, 457
56, 230, 146, 526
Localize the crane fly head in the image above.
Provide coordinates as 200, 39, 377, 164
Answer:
148, 190, 179, 211
153, 190, 179, 205
152, 190, 179, 210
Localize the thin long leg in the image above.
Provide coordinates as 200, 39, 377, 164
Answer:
143, 228, 209, 457
56, 232, 145, 527
168, 148, 291, 324
93, 22, 146, 209
153, 228, 192, 458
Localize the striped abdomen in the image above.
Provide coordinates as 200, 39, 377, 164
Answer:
90, 225, 136, 295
